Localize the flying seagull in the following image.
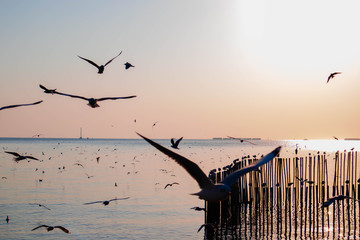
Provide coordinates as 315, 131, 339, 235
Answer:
5, 151, 40, 163
164, 182, 179, 189
191, 206, 206, 211
171, 137, 183, 149
39, 84, 57, 94
78, 51, 122, 74
227, 136, 256, 145
327, 72, 341, 83
124, 62, 135, 70
32, 225, 70, 234
29, 203, 51, 210
51, 90, 136, 108
321, 195, 354, 208
83, 197, 130, 206
0, 100, 43, 111
137, 132, 280, 202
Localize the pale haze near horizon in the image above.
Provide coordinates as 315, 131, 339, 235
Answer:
1, 0, 360, 140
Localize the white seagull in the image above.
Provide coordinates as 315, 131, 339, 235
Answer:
137, 132, 281, 202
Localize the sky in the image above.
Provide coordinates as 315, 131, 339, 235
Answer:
1, 0, 360, 140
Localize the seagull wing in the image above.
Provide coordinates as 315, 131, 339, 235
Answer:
24, 156, 40, 161
137, 132, 214, 189
5, 151, 21, 157
83, 200, 104, 205
104, 51, 122, 67
32, 225, 49, 231
175, 137, 183, 147
170, 138, 176, 146
78, 55, 100, 69
0, 100, 43, 111
109, 197, 130, 202
54, 226, 70, 233
54, 91, 88, 101
221, 146, 281, 187
97, 96, 137, 101
227, 136, 256, 145
39, 84, 48, 91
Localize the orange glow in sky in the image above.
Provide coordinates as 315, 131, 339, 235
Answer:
1, 0, 360, 139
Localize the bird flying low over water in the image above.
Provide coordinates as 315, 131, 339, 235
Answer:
124, 62, 135, 70
137, 132, 281, 202
171, 137, 183, 149
0, 100, 43, 111
327, 72, 341, 83
5, 151, 40, 162
47, 89, 136, 108
78, 51, 122, 74
227, 136, 256, 145
29, 203, 51, 210
321, 195, 355, 208
32, 225, 70, 234
83, 197, 130, 206
164, 182, 179, 189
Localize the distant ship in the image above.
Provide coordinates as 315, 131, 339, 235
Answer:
345, 138, 360, 141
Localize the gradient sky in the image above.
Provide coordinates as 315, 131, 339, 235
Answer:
1, 0, 360, 140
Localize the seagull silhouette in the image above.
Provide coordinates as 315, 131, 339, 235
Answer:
29, 203, 51, 210
0, 100, 43, 111
32, 225, 70, 234
171, 137, 183, 149
124, 62, 135, 70
5, 151, 40, 162
78, 51, 122, 74
321, 195, 354, 208
83, 197, 130, 206
191, 206, 206, 211
164, 182, 179, 189
137, 132, 280, 202
227, 136, 256, 145
49, 90, 136, 108
39, 84, 57, 94
327, 72, 341, 83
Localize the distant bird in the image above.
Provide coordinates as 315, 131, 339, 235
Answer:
29, 203, 51, 210
83, 197, 130, 206
5, 151, 40, 163
170, 137, 183, 149
85, 173, 94, 179
197, 223, 217, 233
6, 216, 9, 223
74, 163, 84, 168
137, 132, 280, 202
333, 136, 339, 140
191, 206, 206, 211
152, 121, 159, 128
227, 136, 256, 145
51, 90, 136, 108
39, 84, 57, 94
327, 72, 341, 83
164, 182, 179, 189
32, 225, 70, 234
32, 134, 43, 138
96, 157, 100, 164
0, 100, 43, 111
78, 51, 122, 74
124, 62, 135, 70
322, 195, 354, 208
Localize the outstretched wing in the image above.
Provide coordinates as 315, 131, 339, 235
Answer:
137, 132, 213, 189
83, 200, 104, 205
25, 156, 40, 161
78, 55, 100, 69
221, 146, 281, 187
0, 100, 43, 111
54, 91, 88, 101
175, 137, 183, 146
5, 151, 21, 157
39, 84, 48, 91
54, 226, 70, 233
97, 96, 137, 101
104, 51, 122, 67
109, 197, 130, 202
227, 136, 256, 145
32, 225, 49, 231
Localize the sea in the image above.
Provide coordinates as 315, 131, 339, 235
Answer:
0, 137, 359, 240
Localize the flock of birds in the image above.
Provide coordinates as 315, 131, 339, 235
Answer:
0, 56, 351, 236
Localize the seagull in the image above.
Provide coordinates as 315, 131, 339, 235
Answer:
74, 163, 84, 168
327, 72, 341, 83
137, 132, 281, 202
32, 225, 70, 234
51, 90, 136, 108
322, 195, 354, 208
29, 203, 51, 210
164, 182, 180, 189
78, 51, 122, 74
152, 121, 159, 129
191, 206, 206, 211
171, 137, 183, 149
39, 84, 57, 94
6, 216, 9, 223
0, 100, 43, 111
333, 136, 339, 140
197, 223, 217, 233
227, 136, 256, 145
5, 151, 40, 163
124, 62, 135, 70
83, 197, 130, 206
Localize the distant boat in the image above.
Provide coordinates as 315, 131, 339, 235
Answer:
345, 138, 360, 141
80, 128, 82, 139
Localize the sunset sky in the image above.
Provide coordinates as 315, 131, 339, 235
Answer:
1, 0, 360, 140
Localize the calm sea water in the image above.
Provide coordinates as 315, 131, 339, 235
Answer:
0, 138, 359, 239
